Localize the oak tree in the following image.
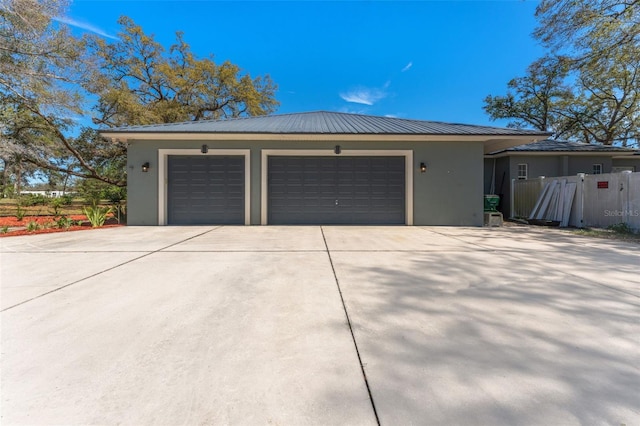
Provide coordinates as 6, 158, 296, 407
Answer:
88, 17, 278, 128
484, 0, 639, 146
483, 56, 578, 139
1, 4, 279, 190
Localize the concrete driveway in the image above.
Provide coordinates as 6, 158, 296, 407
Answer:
1, 226, 638, 425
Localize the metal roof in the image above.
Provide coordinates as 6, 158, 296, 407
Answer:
102, 111, 550, 136
488, 139, 638, 154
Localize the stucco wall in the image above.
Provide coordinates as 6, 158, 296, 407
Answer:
126, 139, 484, 226
483, 158, 494, 194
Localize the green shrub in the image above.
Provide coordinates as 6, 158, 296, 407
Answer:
60, 194, 74, 205
1, 225, 8, 234
607, 222, 636, 234
15, 205, 26, 221
49, 197, 65, 216
104, 186, 126, 204
20, 194, 48, 206
83, 205, 111, 227
26, 221, 40, 232
56, 215, 73, 229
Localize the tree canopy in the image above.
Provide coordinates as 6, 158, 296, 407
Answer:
534, 0, 639, 60
483, 56, 578, 139
1, 0, 87, 192
0, 1, 279, 192
88, 17, 278, 128
484, 0, 639, 146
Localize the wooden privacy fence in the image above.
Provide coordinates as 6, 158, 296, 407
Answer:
511, 172, 640, 230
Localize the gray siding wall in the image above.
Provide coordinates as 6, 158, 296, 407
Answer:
568, 156, 613, 174
612, 157, 640, 172
510, 156, 563, 180
127, 139, 484, 226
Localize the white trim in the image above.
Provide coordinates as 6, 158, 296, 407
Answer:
260, 149, 413, 225
157, 149, 250, 225
592, 163, 603, 175
517, 163, 528, 180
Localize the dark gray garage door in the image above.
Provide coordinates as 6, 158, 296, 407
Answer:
268, 156, 405, 224
167, 155, 244, 225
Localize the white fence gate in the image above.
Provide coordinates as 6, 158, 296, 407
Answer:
512, 172, 640, 230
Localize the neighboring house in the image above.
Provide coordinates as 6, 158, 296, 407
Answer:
484, 139, 640, 217
20, 190, 70, 198
100, 111, 549, 226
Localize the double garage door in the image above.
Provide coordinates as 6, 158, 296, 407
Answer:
167, 155, 405, 225
268, 156, 405, 224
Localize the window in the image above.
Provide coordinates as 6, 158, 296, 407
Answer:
593, 163, 603, 175
517, 163, 528, 180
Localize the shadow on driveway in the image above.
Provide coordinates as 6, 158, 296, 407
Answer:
331, 229, 639, 425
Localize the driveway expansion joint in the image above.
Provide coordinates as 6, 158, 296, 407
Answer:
0, 227, 221, 313
320, 226, 381, 426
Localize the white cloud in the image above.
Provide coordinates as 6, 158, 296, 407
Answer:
384, 114, 398, 118
338, 106, 369, 115
54, 16, 119, 40
339, 83, 390, 106
401, 61, 413, 72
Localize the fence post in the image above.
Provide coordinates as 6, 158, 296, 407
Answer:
622, 170, 632, 228
575, 173, 585, 228
539, 176, 546, 188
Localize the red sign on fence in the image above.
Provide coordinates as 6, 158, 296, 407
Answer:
597, 181, 609, 189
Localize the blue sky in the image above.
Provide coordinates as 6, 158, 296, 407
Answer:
63, 0, 545, 127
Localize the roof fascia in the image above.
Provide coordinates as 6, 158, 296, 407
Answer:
101, 131, 547, 148
485, 151, 637, 158
611, 154, 640, 159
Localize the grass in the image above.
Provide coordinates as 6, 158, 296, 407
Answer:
568, 226, 640, 244
504, 219, 640, 243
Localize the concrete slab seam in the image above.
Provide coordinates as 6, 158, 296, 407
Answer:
1, 250, 159, 254
156, 226, 223, 251
158, 250, 327, 253
320, 226, 381, 426
417, 227, 496, 251
326, 249, 494, 253
0, 227, 222, 313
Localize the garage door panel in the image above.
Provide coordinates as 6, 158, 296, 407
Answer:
167, 156, 244, 225
268, 156, 404, 225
